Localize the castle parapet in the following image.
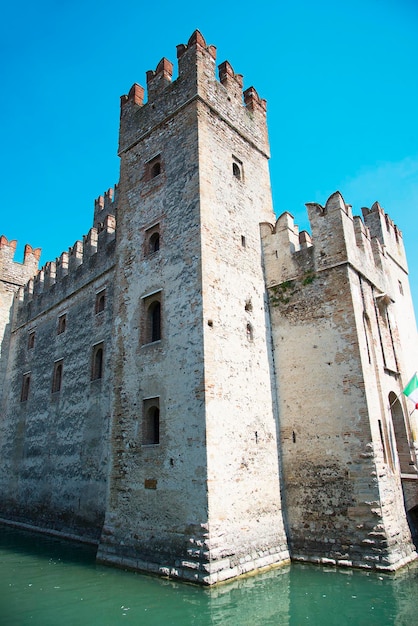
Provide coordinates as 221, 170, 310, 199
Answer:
69, 241, 83, 272
243, 86, 267, 115
362, 202, 406, 270
119, 31, 270, 158
0, 235, 40, 287
146, 58, 173, 100
120, 83, 144, 108
84, 228, 98, 257
44, 261, 56, 289
14, 186, 117, 318
218, 61, 243, 101
262, 191, 407, 299
56, 251, 69, 279
94, 186, 118, 231
33, 269, 44, 295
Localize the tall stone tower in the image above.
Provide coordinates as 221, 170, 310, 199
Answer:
96, 31, 290, 583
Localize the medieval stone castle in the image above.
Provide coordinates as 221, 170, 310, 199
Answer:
1, 31, 418, 585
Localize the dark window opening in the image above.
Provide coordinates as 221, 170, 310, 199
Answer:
52, 361, 63, 393
95, 290, 106, 314
233, 162, 241, 180
143, 293, 162, 344
151, 162, 161, 178
241, 235, 246, 248
246, 322, 254, 341
150, 301, 161, 342
143, 400, 160, 445
28, 332, 35, 349
57, 314, 66, 335
149, 232, 160, 253
91, 344, 104, 380
21, 373, 31, 402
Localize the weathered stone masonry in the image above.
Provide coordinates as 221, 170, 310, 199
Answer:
0, 31, 418, 584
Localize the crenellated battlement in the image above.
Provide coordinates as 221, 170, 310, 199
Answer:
261, 192, 408, 299
93, 185, 118, 230
119, 30, 269, 158
146, 58, 174, 100
18, 215, 116, 309
0, 235, 41, 287
362, 201, 405, 269
11, 188, 118, 323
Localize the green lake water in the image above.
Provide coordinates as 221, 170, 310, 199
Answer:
0, 525, 417, 625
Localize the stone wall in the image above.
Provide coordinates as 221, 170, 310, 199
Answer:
0, 202, 116, 541
261, 191, 418, 570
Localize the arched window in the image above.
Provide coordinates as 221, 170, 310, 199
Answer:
143, 293, 162, 344
232, 162, 241, 180
144, 224, 161, 257
95, 289, 106, 314
149, 232, 160, 253
52, 360, 63, 393
143, 399, 160, 445
91, 343, 104, 380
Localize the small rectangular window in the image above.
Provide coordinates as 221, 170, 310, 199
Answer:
143, 397, 160, 445
52, 360, 63, 393
95, 289, 106, 314
57, 314, 66, 335
146, 154, 162, 181
20, 372, 31, 402
28, 331, 35, 349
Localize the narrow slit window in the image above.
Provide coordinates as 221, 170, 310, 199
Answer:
150, 301, 161, 342
21, 373, 31, 402
91, 343, 104, 380
52, 360, 63, 393
233, 162, 241, 179
151, 162, 161, 178
57, 314, 66, 335
95, 289, 106, 314
149, 232, 160, 253
28, 331, 35, 349
143, 398, 160, 445
143, 292, 162, 344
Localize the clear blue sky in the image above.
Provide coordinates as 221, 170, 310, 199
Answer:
1, 0, 417, 312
